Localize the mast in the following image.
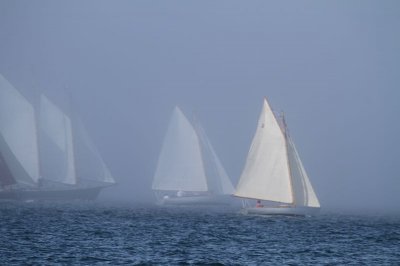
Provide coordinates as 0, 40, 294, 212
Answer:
65, 89, 79, 186
31, 73, 42, 188
281, 111, 295, 206
33, 92, 43, 188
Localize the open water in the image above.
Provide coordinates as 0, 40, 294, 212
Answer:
0, 202, 399, 265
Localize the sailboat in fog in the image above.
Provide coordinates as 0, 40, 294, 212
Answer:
0, 74, 115, 200
234, 98, 320, 215
152, 106, 234, 205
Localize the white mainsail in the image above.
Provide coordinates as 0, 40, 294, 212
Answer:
234, 98, 293, 203
39, 95, 76, 185
234, 98, 320, 208
73, 116, 115, 184
0, 74, 40, 185
153, 107, 208, 192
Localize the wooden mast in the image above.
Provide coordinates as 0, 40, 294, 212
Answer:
281, 111, 295, 207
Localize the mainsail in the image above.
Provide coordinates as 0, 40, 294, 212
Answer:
0, 74, 40, 186
152, 106, 234, 194
39, 95, 76, 185
234, 98, 320, 207
234, 99, 292, 203
153, 107, 208, 192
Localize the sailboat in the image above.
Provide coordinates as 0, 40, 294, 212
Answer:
0, 74, 115, 200
152, 106, 234, 206
234, 98, 320, 215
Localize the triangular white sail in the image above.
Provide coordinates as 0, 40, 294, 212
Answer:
73, 116, 115, 184
0, 74, 40, 185
152, 107, 208, 192
234, 99, 293, 204
195, 124, 234, 195
287, 136, 320, 207
39, 95, 76, 185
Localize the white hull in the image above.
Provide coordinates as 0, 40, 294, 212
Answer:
243, 206, 320, 216
158, 195, 231, 206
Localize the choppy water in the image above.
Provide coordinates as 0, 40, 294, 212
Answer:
0, 202, 399, 265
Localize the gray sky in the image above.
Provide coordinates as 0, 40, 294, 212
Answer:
0, 1, 399, 212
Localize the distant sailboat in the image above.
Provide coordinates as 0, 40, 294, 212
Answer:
152, 106, 234, 205
0, 74, 115, 200
234, 98, 320, 215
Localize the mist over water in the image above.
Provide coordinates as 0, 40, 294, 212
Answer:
0, 1, 399, 213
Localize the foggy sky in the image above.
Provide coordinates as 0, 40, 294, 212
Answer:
0, 1, 399, 212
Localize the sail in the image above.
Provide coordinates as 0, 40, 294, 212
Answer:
287, 136, 320, 207
73, 116, 115, 184
234, 98, 293, 203
195, 123, 234, 195
39, 95, 76, 185
152, 107, 208, 192
0, 74, 40, 185
0, 137, 16, 186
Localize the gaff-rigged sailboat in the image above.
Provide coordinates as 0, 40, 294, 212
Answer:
152, 106, 234, 206
0, 74, 115, 200
234, 98, 320, 215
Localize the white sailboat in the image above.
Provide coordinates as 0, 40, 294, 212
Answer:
152, 106, 234, 206
0, 74, 115, 200
234, 98, 320, 216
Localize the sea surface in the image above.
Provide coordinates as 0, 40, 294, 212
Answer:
0, 202, 399, 265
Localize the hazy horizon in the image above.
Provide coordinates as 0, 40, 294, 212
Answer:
0, 1, 399, 213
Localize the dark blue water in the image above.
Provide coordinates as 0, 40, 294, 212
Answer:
1, 202, 399, 265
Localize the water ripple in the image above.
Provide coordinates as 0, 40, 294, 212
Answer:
0, 202, 399, 265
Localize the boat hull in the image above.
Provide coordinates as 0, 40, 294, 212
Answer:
0, 187, 103, 201
158, 195, 231, 206
243, 206, 320, 216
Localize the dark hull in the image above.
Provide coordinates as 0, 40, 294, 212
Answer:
0, 187, 102, 201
